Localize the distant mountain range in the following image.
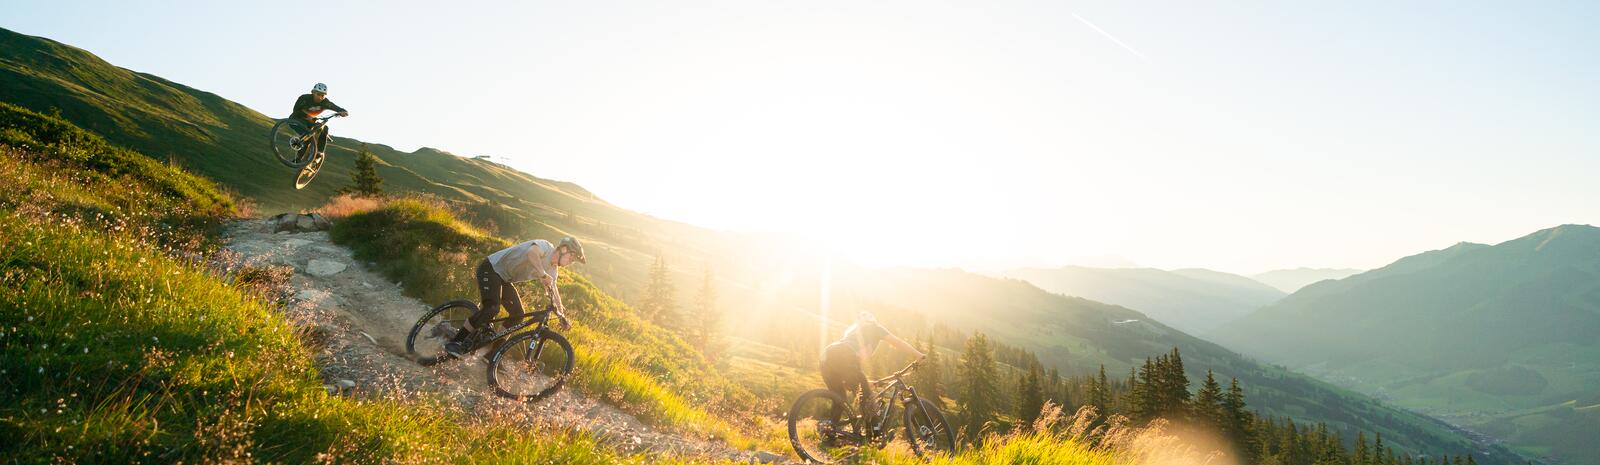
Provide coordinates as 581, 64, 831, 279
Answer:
995, 266, 1285, 334
1251, 267, 1364, 293
1212, 224, 1600, 464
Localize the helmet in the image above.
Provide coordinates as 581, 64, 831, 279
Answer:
312, 82, 328, 94
558, 236, 586, 264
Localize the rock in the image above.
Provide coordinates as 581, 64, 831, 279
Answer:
309, 213, 333, 230
294, 289, 332, 302
306, 259, 347, 277
284, 238, 312, 248
336, 379, 356, 390
296, 215, 316, 231
324, 385, 338, 395
752, 451, 784, 464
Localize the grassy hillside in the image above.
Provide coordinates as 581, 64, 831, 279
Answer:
994, 266, 1285, 334
0, 103, 731, 464
1213, 225, 1600, 463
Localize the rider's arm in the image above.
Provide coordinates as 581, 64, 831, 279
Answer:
882, 333, 925, 360
325, 99, 348, 114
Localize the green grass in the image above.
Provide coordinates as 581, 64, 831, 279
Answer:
325, 196, 787, 452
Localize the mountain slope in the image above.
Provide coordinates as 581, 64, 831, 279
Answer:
1213, 225, 1600, 463
995, 266, 1285, 333
1251, 267, 1364, 293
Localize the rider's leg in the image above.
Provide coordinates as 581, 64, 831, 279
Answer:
819, 345, 851, 422
465, 260, 504, 336
316, 126, 330, 155
849, 367, 874, 429
499, 280, 525, 330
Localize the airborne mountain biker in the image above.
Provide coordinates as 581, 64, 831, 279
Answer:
820, 312, 925, 433
445, 236, 587, 356
287, 82, 348, 156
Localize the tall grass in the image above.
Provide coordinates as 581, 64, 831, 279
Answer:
870, 404, 1230, 465
324, 195, 788, 452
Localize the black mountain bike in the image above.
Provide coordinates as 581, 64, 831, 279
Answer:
405, 300, 576, 401
786, 361, 956, 464
267, 114, 341, 190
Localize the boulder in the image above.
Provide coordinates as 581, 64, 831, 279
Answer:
270, 213, 333, 233
305, 259, 347, 277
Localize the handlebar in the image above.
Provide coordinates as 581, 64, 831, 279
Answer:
872, 358, 924, 386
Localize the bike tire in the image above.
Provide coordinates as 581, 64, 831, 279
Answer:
269, 119, 312, 168
406, 300, 478, 366
293, 150, 326, 190
788, 388, 855, 464
486, 330, 575, 401
902, 397, 956, 458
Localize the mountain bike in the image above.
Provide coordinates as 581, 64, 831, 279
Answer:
268, 114, 341, 189
786, 360, 956, 464
405, 300, 576, 401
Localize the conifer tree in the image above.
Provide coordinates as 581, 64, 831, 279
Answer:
1192, 369, 1224, 427
1087, 365, 1112, 417
1223, 378, 1259, 463
958, 332, 999, 442
1017, 362, 1045, 429
688, 266, 721, 357
640, 254, 678, 326
912, 339, 944, 400
339, 143, 384, 197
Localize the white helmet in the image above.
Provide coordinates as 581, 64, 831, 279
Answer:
312, 82, 328, 94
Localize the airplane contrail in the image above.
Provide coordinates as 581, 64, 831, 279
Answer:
1071, 12, 1150, 63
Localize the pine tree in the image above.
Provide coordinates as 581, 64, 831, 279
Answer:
1222, 377, 1259, 463
1087, 365, 1112, 418
958, 332, 1000, 443
1017, 361, 1045, 429
688, 266, 721, 357
1355, 431, 1371, 465
640, 254, 678, 326
912, 339, 944, 400
339, 143, 384, 196
1191, 369, 1224, 427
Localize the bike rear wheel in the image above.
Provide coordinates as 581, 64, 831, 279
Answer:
788, 388, 860, 464
487, 330, 574, 401
406, 300, 477, 366
903, 397, 956, 458
269, 119, 313, 168
294, 150, 326, 190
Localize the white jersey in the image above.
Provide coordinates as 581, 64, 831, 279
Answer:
487, 240, 559, 284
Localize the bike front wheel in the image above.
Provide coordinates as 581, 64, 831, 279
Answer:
406, 300, 477, 366
293, 150, 326, 190
788, 388, 859, 464
903, 397, 956, 458
269, 119, 312, 168
487, 330, 574, 401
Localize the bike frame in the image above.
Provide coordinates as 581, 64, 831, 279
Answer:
835, 364, 929, 444
474, 309, 555, 355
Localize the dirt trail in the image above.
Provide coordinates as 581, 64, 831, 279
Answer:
222, 218, 783, 463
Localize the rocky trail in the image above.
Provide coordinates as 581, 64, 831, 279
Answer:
222, 217, 786, 464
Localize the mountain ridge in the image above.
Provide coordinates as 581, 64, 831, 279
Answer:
1213, 223, 1600, 463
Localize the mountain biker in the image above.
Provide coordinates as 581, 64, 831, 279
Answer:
820, 312, 925, 434
288, 83, 348, 155
445, 236, 587, 356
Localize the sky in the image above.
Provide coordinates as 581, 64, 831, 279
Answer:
6, 1, 1598, 274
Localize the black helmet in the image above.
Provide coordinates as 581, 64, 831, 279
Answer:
558, 236, 586, 264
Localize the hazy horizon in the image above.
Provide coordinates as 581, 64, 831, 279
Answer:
8, 1, 1597, 274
